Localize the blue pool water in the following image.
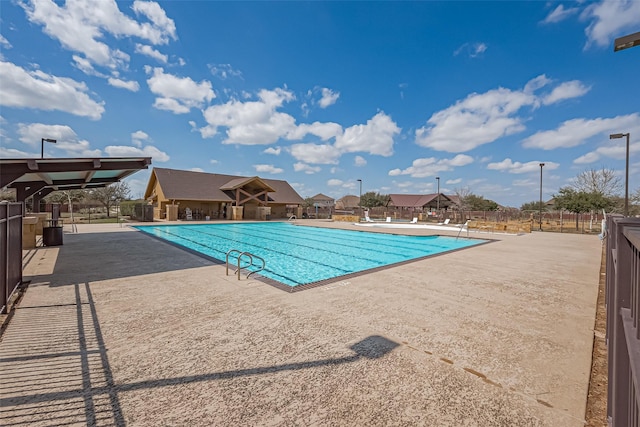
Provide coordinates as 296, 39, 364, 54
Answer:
134, 222, 486, 288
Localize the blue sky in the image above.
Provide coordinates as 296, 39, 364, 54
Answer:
1, 0, 639, 207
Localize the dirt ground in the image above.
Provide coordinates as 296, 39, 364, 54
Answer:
584, 245, 608, 426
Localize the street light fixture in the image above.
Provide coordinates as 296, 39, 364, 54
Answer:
357, 179, 362, 220
614, 31, 640, 52
539, 163, 545, 231
41, 138, 57, 158
610, 132, 631, 216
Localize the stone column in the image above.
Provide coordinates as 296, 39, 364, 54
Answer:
231, 206, 243, 220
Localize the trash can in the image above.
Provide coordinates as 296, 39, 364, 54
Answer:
265, 214, 271, 221
43, 219, 63, 246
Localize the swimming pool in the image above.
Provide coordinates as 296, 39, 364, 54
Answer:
134, 222, 488, 290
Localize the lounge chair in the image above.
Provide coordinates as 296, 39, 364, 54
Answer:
386, 217, 392, 222
410, 217, 418, 224
438, 218, 450, 225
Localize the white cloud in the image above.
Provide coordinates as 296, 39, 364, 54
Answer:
522, 113, 640, 150
573, 152, 602, 164
253, 164, 284, 174
287, 121, 342, 141
190, 167, 204, 172
354, 155, 367, 167
210, 159, 219, 164
131, 130, 149, 147
199, 90, 398, 163
108, 77, 140, 91
20, 0, 176, 72
289, 143, 341, 164
0, 146, 31, 158
583, 0, 640, 48
388, 154, 474, 178
541, 4, 580, 24
17, 122, 76, 145
0, 34, 12, 49
415, 75, 592, 153
327, 179, 343, 186
542, 80, 591, 105
335, 112, 399, 156
318, 88, 340, 108
453, 42, 488, 58
263, 147, 282, 155
71, 55, 106, 77
51, 138, 102, 157
104, 144, 170, 162
209, 64, 242, 80
415, 79, 540, 153
446, 178, 462, 185
293, 163, 322, 174
0, 61, 105, 119
135, 43, 168, 63
16, 123, 103, 156
147, 67, 215, 114
512, 179, 536, 187
209, 64, 243, 80
486, 158, 559, 174
200, 88, 295, 144
574, 141, 640, 164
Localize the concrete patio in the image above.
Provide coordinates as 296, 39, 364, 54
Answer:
0, 220, 602, 426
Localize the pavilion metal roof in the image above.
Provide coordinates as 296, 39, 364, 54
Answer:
1, 157, 152, 202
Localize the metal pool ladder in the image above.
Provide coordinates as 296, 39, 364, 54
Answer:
226, 249, 265, 280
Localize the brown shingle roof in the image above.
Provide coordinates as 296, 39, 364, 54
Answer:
311, 193, 334, 201
146, 167, 303, 204
388, 193, 457, 208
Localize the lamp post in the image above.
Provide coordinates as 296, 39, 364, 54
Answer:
357, 179, 362, 220
435, 176, 440, 216
610, 133, 630, 216
539, 163, 545, 231
41, 138, 57, 158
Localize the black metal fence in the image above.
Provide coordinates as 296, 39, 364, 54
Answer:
1, 202, 23, 314
606, 215, 640, 426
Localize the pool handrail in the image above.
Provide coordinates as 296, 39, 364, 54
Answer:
226, 249, 265, 280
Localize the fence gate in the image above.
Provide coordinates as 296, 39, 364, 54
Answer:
606, 215, 640, 426
1, 202, 23, 314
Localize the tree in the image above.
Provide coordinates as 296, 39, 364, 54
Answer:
521, 201, 546, 212
88, 182, 131, 218
454, 186, 473, 211
553, 187, 609, 231
572, 167, 622, 197
45, 190, 87, 223
465, 194, 498, 211
360, 191, 388, 208
302, 197, 315, 208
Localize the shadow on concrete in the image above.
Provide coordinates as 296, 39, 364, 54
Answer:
29, 230, 216, 286
0, 280, 399, 426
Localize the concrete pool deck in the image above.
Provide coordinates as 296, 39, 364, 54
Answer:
1, 220, 601, 426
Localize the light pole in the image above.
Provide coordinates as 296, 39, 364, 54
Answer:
41, 138, 57, 158
610, 133, 630, 216
435, 176, 440, 216
539, 163, 544, 231
357, 179, 362, 220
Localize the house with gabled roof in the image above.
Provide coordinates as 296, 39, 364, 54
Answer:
310, 193, 335, 208
144, 167, 304, 221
